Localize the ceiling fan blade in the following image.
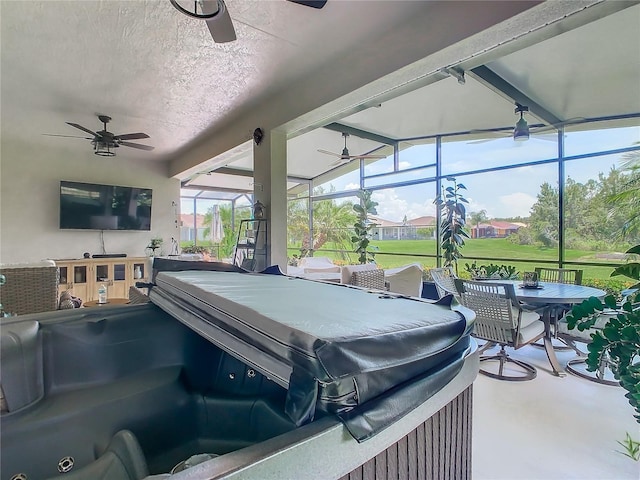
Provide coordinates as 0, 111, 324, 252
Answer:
206, 1, 236, 43
467, 138, 499, 144
530, 132, 560, 142
318, 149, 342, 158
353, 154, 386, 159
66, 122, 99, 137
287, 0, 328, 8
116, 132, 150, 141
120, 141, 154, 151
530, 117, 587, 134
43, 133, 92, 139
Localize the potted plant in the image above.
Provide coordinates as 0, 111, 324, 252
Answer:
146, 237, 163, 257
464, 261, 519, 280
433, 177, 469, 274
181, 244, 212, 260
352, 190, 379, 264
565, 244, 640, 453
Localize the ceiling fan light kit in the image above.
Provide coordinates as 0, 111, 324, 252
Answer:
513, 103, 530, 141
94, 141, 116, 157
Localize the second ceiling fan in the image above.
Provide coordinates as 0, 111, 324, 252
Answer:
318, 132, 386, 165
468, 103, 586, 144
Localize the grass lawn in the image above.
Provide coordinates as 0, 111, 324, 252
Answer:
295, 238, 630, 286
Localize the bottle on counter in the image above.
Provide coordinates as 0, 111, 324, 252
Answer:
98, 284, 108, 304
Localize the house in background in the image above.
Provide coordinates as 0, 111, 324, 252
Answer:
180, 214, 207, 242
471, 221, 524, 239
372, 215, 437, 241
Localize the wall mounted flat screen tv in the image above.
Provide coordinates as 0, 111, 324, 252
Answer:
59, 181, 152, 231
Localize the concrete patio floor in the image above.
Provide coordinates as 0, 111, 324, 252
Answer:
473, 344, 639, 479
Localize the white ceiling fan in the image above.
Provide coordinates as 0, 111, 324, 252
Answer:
318, 132, 387, 165
468, 103, 585, 144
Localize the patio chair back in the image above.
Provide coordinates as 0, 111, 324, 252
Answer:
534, 267, 583, 285
454, 279, 522, 346
430, 267, 457, 299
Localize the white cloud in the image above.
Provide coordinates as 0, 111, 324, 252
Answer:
371, 189, 437, 222
495, 192, 536, 218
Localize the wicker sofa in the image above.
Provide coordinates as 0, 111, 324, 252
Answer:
0, 261, 59, 316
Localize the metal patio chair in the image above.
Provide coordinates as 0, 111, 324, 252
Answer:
454, 279, 545, 381
430, 267, 458, 300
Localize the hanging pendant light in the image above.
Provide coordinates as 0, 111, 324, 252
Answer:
513, 103, 530, 141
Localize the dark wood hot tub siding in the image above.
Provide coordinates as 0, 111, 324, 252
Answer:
340, 386, 472, 480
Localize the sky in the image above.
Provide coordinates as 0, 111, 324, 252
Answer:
182, 125, 639, 222
330, 125, 640, 222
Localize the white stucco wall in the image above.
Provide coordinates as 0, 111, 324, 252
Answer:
0, 138, 180, 264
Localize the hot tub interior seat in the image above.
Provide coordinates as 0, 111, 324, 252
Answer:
0, 305, 296, 479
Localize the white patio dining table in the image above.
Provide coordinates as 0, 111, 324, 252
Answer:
485, 279, 607, 377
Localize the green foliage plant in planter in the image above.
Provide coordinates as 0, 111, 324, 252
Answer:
464, 261, 519, 280
181, 244, 210, 256
433, 177, 469, 274
565, 244, 640, 426
352, 190, 379, 264
146, 237, 163, 257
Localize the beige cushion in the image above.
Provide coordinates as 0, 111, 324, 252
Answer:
517, 316, 545, 344
384, 263, 423, 297
557, 311, 616, 342
298, 257, 336, 268
341, 264, 378, 284
516, 309, 541, 329
303, 266, 341, 274
296, 257, 340, 274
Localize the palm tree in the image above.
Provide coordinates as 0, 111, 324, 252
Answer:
312, 199, 357, 257
287, 197, 357, 259
607, 145, 640, 240
469, 210, 488, 239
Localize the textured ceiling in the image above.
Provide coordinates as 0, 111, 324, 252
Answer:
1, 0, 447, 161
2, 0, 639, 193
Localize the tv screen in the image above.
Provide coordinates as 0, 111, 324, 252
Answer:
59, 181, 152, 231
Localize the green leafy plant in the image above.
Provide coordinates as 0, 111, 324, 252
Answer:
565, 244, 640, 424
146, 237, 163, 256
352, 190, 379, 264
464, 261, 518, 280
616, 432, 640, 461
181, 244, 210, 255
433, 177, 469, 273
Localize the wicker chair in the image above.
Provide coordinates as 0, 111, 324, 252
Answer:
430, 267, 458, 299
454, 279, 545, 381
0, 261, 59, 316
350, 269, 388, 291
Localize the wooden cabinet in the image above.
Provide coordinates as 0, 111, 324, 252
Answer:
55, 257, 149, 302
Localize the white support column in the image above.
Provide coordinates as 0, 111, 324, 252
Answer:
253, 128, 287, 270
